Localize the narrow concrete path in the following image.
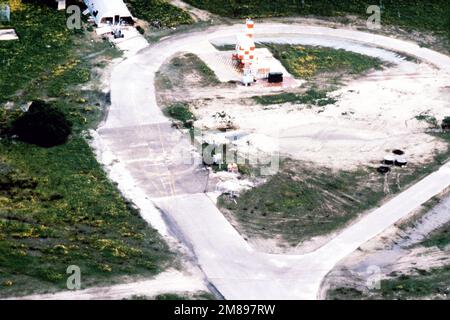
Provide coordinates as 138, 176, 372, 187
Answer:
12, 270, 206, 300
94, 23, 450, 299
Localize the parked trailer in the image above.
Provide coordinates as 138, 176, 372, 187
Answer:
268, 72, 283, 83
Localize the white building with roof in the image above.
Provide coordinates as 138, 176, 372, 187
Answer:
84, 0, 134, 27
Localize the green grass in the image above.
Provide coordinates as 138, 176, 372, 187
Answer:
155, 291, 216, 300
267, 45, 384, 79
0, 3, 121, 104
171, 53, 220, 86
0, 4, 74, 103
421, 222, 450, 249
218, 160, 391, 245
398, 133, 450, 188
155, 53, 220, 91
156, 53, 221, 128
415, 114, 438, 128
327, 265, 450, 300
0, 3, 172, 297
0, 138, 172, 297
379, 266, 450, 299
218, 130, 450, 246
327, 287, 366, 300
164, 102, 196, 127
125, 0, 194, 28
253, 89, 336, 106
185, 0, 450, 37
127, 291, 216, 300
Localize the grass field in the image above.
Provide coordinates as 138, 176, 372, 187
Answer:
163, 102, 196, 128
125, 0, 194, 28
185, 0, 450, 37
421, 222, 450, 249
219, 131, 450, 246
267, 45, 384, 80
155, 52, 220, 125
156, 53, 219, 90
252, 90, 336, 107
379, 266, 450, 299
328, 265, 450, 300
0, 3, 172, 297
129, 291, 216, 300
218, 159, 389, 245
253, 45, 383, 106
0, 138, 172, 297
1, 4, 76, 103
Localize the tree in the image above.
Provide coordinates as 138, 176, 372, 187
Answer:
11, 100, 72, 147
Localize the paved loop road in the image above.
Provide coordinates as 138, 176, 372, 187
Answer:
97, 23, 450, 299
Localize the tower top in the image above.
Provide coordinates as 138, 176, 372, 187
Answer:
245, 18, 254, 38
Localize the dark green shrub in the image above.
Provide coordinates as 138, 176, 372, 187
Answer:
443, 117, 450, 131
11, 100, 72, 147
136, 25, 145, 35
164, 103, 195, 128
125, 0, 193, 28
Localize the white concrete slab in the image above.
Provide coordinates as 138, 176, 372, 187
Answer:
0, 29, 18, 41
113, 28, 149, 57
11, 269, 206, 300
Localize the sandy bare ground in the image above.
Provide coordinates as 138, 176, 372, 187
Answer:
87, 22, 450, 300
11, 269, 207, 300
192, 36, 450, 170
169, 0, 214, 22
321, 190, 450, 299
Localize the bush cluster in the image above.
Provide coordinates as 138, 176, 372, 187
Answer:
11, 100, 72, 147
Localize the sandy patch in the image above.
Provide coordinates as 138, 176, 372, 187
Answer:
190, 59, 450, 170
10, 268, 208, 300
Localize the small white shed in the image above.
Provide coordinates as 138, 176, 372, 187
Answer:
84, 0, 134, 27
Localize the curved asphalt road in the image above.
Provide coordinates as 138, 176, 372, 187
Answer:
96, 23, 450, 299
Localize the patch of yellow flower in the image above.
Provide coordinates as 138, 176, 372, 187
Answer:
112, 247, 127, 258
52, 59, 80, 77
15, 249, 27, 257
0, 196, 11, 207
53, 244, 69, 255
8, 0, 23, 12
11, 228, 36, 239
98, 263, 112, 272
292, 55, 318, 78
2, 280, 14, 287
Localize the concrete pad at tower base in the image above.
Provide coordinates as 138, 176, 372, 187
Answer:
195, 44, 302, 88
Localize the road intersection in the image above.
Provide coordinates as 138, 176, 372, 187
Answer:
95, 23, 450, 299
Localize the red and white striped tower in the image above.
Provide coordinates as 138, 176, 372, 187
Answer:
242, 19, 255, 69
245, 18, 254, 39
234, 19, 256, 70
